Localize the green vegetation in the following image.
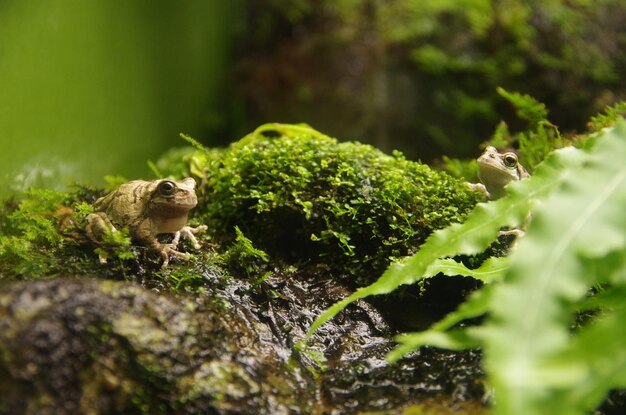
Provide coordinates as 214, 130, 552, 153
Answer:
443, 88, 584, 182
0, 186, 146, 279
222, 226, 270, 279
2, 123, 479, 288
309, 120, 626, 414
241, 0, 626, 160
588, 101, 626, 132
187, 123, 481, 283
0, 188, 76, 276
3, 104, 626, 413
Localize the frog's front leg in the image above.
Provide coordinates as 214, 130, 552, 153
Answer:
134, 220, 195, 267
140, 234, 192, 268
156, 243, 192, 268
172, 225, 208, 250
163, 225, 207, 267
466, 182, 490, 199
85, 212, 117, 263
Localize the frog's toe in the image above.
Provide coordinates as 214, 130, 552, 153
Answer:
498, 228, 525, 238
192, 225, 208, 234
466, 182, 489, 198
179, 226, 207, 250
159, 246, 192, 268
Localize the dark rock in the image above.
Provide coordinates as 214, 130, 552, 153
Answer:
0, 273, 489, 414
0, 278, 312, 414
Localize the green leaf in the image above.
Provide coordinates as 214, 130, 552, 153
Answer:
482, 122, 626, 415
382, 257, 507, 361
551, 307, 626, 411
425, 256, 509, 284
388, 285, 493, 361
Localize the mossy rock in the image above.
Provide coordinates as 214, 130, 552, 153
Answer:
1, 124, 481, 286
199, 124, 481, 283
0, 278, 312, 414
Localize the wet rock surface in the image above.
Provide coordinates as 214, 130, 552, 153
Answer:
0, 278, 312, 414
0, 272, 487, 414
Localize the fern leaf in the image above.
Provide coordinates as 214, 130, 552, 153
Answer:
425, 256, 509, 283
482, 122, 626, 415
388, 285, 493, 360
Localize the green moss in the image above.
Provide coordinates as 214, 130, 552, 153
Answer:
587, 100, 626, 132
1, 124, 480, 285
0, 189, 72, 277
195, 123, 480, 283
222, 226, 270, 279
0, 186, 143, 280
92, 226, 137, 264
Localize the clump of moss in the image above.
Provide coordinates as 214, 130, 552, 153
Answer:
197, 123, 480, 283
222, 226, 270, 279
0, 186, 141, 280
0, 188, 75, 277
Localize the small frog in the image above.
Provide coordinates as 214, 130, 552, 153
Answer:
469, 146, 529, 199
468, 146, 530, 237
86, 178, 207, 266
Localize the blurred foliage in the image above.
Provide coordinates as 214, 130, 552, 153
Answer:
588, 100, 626, 132
240, 0, 626, 160
0, 1, 242, 197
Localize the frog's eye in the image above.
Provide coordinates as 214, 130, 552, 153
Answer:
503, 153, 518, 168
158, 180, 176, 196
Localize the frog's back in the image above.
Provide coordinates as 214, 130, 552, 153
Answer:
93, 180, 155, 227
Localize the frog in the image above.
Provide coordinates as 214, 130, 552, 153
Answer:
85, 177, 207, 267
467, 146, 530, 237
468, 146, 529, 200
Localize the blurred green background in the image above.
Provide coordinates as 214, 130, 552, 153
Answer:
2, 0, 625, 198
0, 0, 241, 196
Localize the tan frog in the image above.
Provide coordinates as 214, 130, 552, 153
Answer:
86, 178, 207, 266
468, 146, 530, 237
469, 146, 529, 199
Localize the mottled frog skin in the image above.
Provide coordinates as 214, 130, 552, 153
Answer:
86, 178, 207, 266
